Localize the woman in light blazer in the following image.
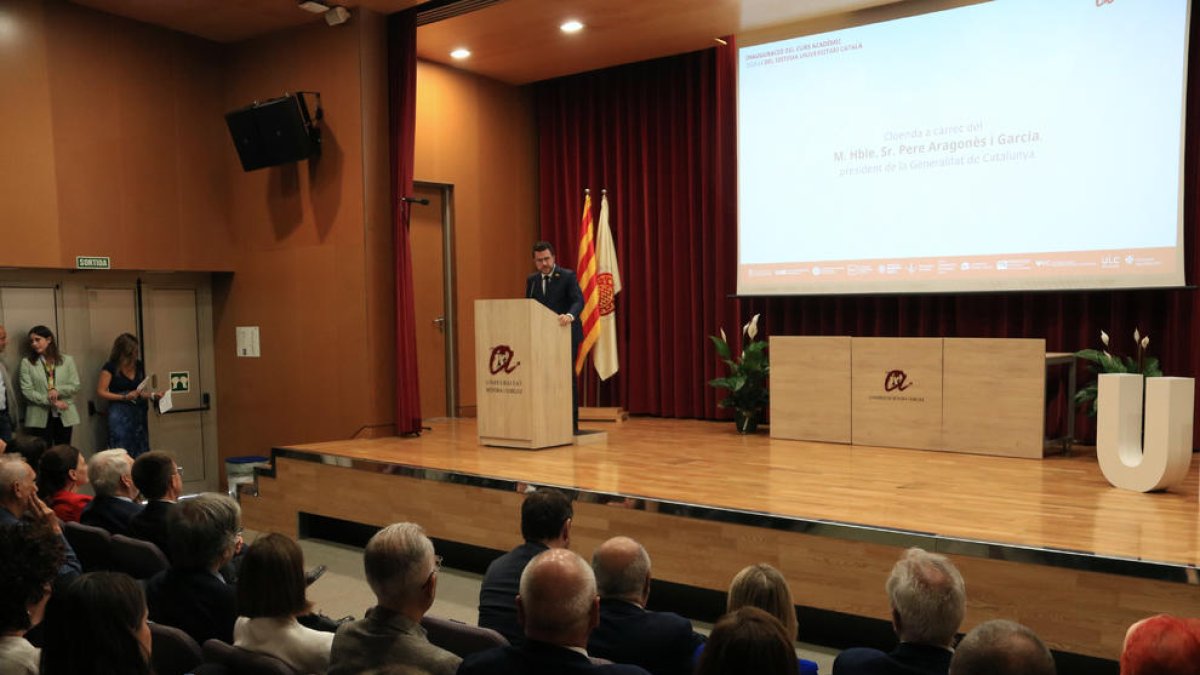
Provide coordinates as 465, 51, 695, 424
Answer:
17, 325, 80, 446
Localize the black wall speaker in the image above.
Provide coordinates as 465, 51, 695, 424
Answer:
224, 93, 321, 172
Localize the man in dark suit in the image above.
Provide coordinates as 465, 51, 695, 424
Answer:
587, 537, 704, 675
460, 548, 651, 675
80, 448, 143, 536
127, 450, 182, 556
833, 548, 966, 675
144, 492, 242, 645
478, 488, 573, 644
526, 241, 585, 432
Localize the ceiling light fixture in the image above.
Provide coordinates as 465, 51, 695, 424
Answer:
450, 48, 471, 59
298, 0, 330, 13
560, 20, 584, 33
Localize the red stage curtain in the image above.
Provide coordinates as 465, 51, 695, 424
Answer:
536, 41, 742, 419
388, 10, 421, 434
538, 23, 1200, 444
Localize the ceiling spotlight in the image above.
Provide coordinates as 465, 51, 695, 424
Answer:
450, 48, 471, 59
560, 20, 584, 33
299, 0, 330, 13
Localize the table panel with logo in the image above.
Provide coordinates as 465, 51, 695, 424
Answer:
771, 337, 1045, 458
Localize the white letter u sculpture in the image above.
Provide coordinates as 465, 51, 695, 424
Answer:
1096, 373, 1194, 492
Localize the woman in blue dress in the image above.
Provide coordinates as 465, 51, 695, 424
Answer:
95, 333, 157, 457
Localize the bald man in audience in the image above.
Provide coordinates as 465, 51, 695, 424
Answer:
587, 536, 704, 675
834, 547, 966, 675
329, 522, 461, 675
948, 620, 1055, 675
460, 548, 652, 675
80, 448, 142, 536
478, 487, 573, 644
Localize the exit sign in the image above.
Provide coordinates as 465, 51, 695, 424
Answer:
75, 256, 111, 270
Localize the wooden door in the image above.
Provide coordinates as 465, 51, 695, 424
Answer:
411, 184, 450, 419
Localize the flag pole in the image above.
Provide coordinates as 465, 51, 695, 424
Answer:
579, 187, 629, 424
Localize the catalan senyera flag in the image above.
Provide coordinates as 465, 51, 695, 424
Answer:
575, 192, 599, 374
594, 193, 621, 380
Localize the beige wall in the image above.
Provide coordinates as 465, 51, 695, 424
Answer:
414, 60, 538, 413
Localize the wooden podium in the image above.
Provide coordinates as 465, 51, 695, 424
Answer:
474, 299, 573, 449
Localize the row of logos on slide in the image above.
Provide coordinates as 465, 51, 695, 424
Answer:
742, 249, 1169, 281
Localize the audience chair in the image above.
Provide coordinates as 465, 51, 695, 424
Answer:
421, 614, 509, 658
63, 521, 113, 571
150, 622, 203, 675
110, 533, 170, 579
202, 639, 298, 675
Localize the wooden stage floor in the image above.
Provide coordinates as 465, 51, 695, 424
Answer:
243, 416, 1200, 661
272, 416, 1200, 570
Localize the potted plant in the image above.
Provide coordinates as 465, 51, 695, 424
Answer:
709, 314, 770, 433
1074, 328, 1161, 416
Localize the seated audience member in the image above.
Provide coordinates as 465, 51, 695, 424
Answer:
0, 454, 80, 581
5, 435, 48, 472
1120, 614, 1200, 675
588, 536, 705, 675
80, 448, 142, 536
948, 620, 1055, 675
36, 444, 91, 523
235, 532, 334, 674
697, 563, 816, 674
329, 522, 460, 675
144, 492, 242, 645
0, 524, 63, 675
478, 487, 573, 644
697, 607, 800, 675
834, 547, 966, 675
459, 548, 651, 675
39, 571, 153, 675
127, 450, 183, 555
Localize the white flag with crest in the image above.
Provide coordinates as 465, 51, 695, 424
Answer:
594, 193, 622, 380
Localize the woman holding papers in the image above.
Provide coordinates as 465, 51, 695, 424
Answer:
96, 333, 157, 457
18, 325, 80, 447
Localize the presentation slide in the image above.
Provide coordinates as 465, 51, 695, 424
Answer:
738, 0, 1190, 295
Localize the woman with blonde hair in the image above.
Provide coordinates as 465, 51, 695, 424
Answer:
722, 563, 818, 674
96, 333, 157, 457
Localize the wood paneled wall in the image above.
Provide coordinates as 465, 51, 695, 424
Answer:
0, 1, 542, 466
413, 61, 538, 414
212, 12, 396, 458
0, 0, 233, 270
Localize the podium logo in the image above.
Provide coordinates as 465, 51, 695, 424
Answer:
489, 345, 521, 375
884, 370, 913, 392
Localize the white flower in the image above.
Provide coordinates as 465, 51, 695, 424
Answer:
720, 328, 727, 345
744, 314, 760, 340
1134, 328, 1140, 343
1141, 336, 1150, 349
1100, 330, 1109, 346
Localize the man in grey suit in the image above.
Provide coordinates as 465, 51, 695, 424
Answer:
328, 522, 461, 675
0, 325, 18, 449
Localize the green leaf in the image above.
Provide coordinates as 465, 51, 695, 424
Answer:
709, 335, 731, 360
1075, 349, 1105, 364
1143, 357, 1162, 377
